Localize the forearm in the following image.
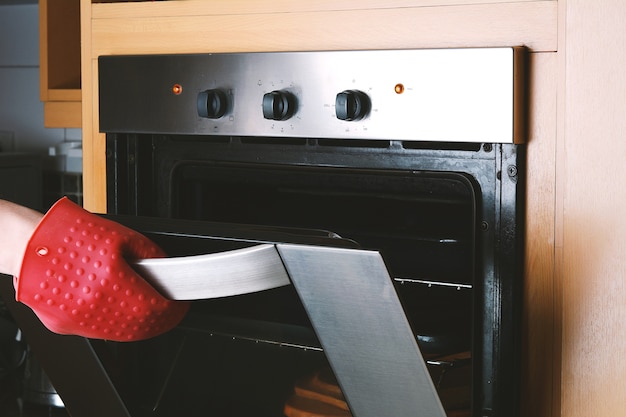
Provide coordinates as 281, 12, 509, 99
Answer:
0, 200, 43, 277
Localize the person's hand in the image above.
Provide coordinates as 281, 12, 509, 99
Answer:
14, 197, 189, 342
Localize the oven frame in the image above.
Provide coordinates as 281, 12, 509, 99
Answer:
108, 134, 525, 417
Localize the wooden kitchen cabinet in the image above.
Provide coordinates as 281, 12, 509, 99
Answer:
39, 0, 81, 128
77, 1, 626, 417
78, 2, 558, 416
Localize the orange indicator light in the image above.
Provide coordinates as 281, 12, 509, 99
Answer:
394, 83, 405, 94
172, 84, 183, 95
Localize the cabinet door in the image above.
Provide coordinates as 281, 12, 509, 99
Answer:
39, 0, 81, 128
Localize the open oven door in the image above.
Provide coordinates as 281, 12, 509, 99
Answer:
0, 217, 448, 417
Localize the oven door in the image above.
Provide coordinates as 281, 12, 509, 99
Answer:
0, 214, 469, 417
104, 216, 453, 417
104, 127, 523, 417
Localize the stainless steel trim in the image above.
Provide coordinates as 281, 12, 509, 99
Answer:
100, 47, 524, 143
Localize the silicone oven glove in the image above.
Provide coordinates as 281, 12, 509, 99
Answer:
14, 197, 189, 342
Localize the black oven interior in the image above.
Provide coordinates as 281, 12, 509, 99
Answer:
103, 133, 523, 417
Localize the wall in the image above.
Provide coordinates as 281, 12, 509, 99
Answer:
0, 4, 81, 153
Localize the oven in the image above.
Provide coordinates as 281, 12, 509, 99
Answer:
2, 48, 525, 417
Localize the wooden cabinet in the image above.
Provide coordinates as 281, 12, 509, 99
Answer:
39, 0, 81, 128
79, 2, 560, 417
558, 2, 626, 416
77, 1, 626, 417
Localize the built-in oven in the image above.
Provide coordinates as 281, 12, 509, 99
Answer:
2, 48, 525, 417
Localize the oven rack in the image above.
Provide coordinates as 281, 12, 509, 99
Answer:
175, 313, 471, 414
178, 313, 469, 363
179, 313, 323, 352
394, 277, 472, 290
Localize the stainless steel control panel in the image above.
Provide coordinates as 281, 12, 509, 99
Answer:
99, 48, 524, 143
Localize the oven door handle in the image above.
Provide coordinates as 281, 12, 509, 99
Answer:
132, 243, 290, 301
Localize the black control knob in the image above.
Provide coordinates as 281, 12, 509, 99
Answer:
197, 89, 228, 119
335, 90, 371, 121
262, 91, 296, 121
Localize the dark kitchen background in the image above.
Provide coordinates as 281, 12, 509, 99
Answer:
0, 1, 83, 208
0, 3, 80, 416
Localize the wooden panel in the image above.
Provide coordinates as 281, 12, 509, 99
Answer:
40, 0, 82, 127
43, 101, 82, 129
46, 0, 81, 90
81, 0, 105, 212
520, 51, 558, 417
91, 0, 553, 17
39, 0, 81, 94
560, 1, 626, 416
86, 59, 106, 211
47, 89, 81, 102
90, 1, 557, 56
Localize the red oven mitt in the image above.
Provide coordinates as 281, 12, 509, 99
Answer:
14, 197, 189, 342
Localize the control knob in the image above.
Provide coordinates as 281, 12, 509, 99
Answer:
197, 89, 228, 119
263, 90, 296, 121
335, 90, 371, 121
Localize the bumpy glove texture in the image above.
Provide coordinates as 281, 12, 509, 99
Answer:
14, 197, 189, 341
